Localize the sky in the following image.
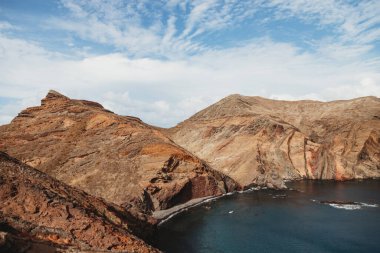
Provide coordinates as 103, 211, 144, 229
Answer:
0, 0, 379, 127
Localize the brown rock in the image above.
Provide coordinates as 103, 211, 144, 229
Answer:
0, 151, 160, 252
0, 90, 237, 214
167, 95, 380, 188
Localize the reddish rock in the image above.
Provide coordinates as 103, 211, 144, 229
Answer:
0, 151, 160, 252
0, 90, 237, 214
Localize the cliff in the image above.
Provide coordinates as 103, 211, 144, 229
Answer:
168, 95, 380, 188
0, 91, 237, 214
0, 151, 160, 252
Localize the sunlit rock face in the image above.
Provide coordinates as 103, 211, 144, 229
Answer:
0, 151, 160, 252
0, 91, 238, 214
168, 95, 380, 189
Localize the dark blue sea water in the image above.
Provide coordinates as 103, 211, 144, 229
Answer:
153, 180, 380, 253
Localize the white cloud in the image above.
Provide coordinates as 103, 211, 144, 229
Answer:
0, 32, 379, 127
0, 96, 41, 126
181, 0, 216, 38
101, 92, 173, 126
324, 77, 380, 100
50, 0, 265, 57
1, 1, 380, 127
269, 93, 323, 101
266, 0, 380, 45
0, 21, 16, 30
50, 0, 380, 59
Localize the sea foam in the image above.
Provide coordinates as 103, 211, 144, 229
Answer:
317, 200, 379, 210
328, 203, 362, 210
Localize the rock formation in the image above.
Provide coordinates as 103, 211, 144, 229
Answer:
0, 151, 160, 252
0, 90, 379, 251
168, 95, 380, 189
0, 90, 237, 214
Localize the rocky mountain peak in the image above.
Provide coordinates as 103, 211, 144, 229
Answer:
169, 94, 380, 189
45, 89, 69, 100
40, 89, 70, 107
0, 91, 238, 215
224, 93, 243, 99
41, 90, 106, 110
186, 94, 263, 122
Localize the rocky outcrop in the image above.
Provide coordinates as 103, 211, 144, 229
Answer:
0, 151, 160, 252
168, 95, 380, 189
0, 91, 237, 214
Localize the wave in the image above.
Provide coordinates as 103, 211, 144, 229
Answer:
237, 186, 261, 194
315, 200, 379, 210
360, 202, 379, 208
328, 203, 362, 210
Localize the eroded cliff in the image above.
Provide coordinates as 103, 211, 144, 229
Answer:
168, 95, 380, 188
0, 91, 237, 214
0, 151, 160, 252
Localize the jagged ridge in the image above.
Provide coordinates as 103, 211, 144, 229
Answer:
0, 90, 238, 215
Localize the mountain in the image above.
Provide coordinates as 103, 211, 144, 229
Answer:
0, 91, 378, 251
0, 91, 237, 214
168, 95, 380, 189
0, 151, 160, 252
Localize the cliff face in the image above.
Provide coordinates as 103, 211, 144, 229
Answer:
168, 95, 380, 189
0, 91, 237, 214
0, 151, 160, 252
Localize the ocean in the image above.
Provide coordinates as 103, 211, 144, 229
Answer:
153, 180, 380, 253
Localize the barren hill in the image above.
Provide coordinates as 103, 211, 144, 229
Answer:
0, 91, 237, 214
168, 95, 380, 188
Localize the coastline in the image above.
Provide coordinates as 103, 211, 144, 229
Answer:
152, 179, 380, 225
152, 196, 221, 225
152, 187, 262, 225
153, 180, 380, 253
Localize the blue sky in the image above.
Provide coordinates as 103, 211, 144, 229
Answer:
0, 0, 380, 127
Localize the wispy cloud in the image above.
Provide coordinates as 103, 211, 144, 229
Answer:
267, 0, 380, 44
0, 31, 379, 126
0, 21, 16, 30
48, 0, 380, 58
50, 0, 264, 57
0, 0, 379, 127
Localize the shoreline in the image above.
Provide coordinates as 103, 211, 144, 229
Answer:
152, 187, 262, 225
152, 196, 221, 225
152, 178, 380, 225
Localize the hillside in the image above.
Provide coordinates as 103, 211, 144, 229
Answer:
168, 95, 380, 188
0, 91, 237, 214
0, 151, 159, 252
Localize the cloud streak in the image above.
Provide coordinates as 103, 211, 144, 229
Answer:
0, 0, 379, 127
0, 32, 379, 127
49, 0, 380, 58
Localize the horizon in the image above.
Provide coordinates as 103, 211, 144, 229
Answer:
1, 0, 380, 127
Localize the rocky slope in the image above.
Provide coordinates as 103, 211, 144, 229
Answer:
0, 151, 160, 252
0, 90, 237, 214
168, 95, 380, 189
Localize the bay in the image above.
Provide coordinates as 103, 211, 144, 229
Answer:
153, 180, 380, 253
